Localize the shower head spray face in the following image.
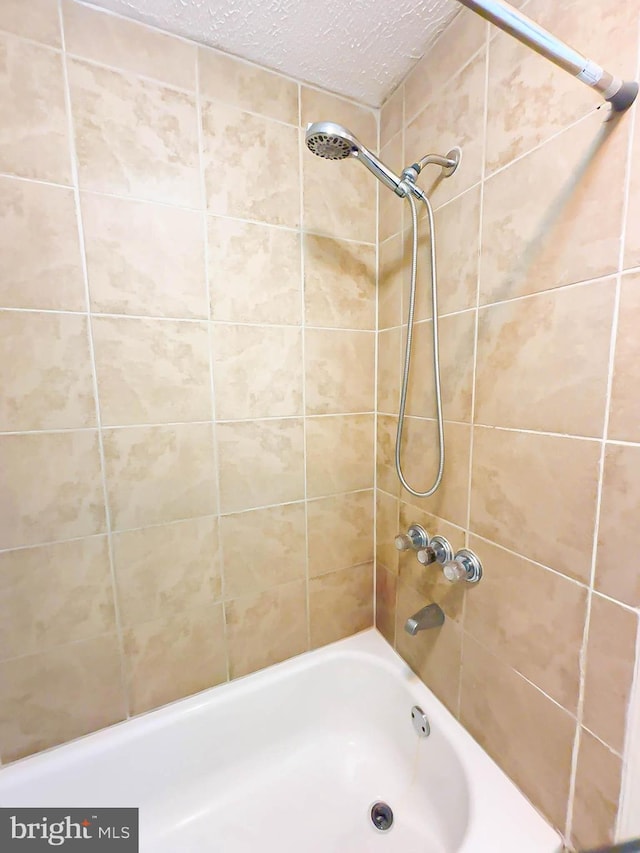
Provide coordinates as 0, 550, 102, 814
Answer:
305, 121, 405, 195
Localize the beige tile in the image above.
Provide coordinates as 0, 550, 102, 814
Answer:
376, 414, 400, 497
0, 0, 61, 47
380, 85, 403, 148
0, 34, 70, 183
82, 193, 207, 319
199, 47, 297, 124
62, 0, 196, 89
220, 503, 306, 599
395, 579, 462, 715
306, 414, 374, 498
227, 580, 307, 677
378, 134, 404, 243
0, 634, 126, 761
486, 0, 638, 173
582, 593, 637, 753
480, 111, 629, 305
376, 490, 399, 574
300, 87, 376, 143
475, 280, 615, 435
303, 152, 376, 244
304, 235, 375, 330
406, 311, 475, 423
308, 491, 373, 577
376, 564, 397, 646
212, 324, 302, 419
609, 273, 640, 442
202, 101, 299, 226
113, 517, 221, 626
0, 537, 114, 660
103, 423, 216, 530
0, 177, 84, 310
69, 58, 200, 207
405, 50, 486, 208
397, 502, 466, 622
124, 604, 226, 715
0, 431, 106, 550
0, 311, 95, 431
400, 419, 471, 527
466, 536, 587, 711
93, 316, 211, 426
217, 418, 304, 513
208, 217, 301, 324
428, 186, 481, 318
460, 636, 575, 830
571, 729, 623, 851
377, 326, 401, 415
310, 563, 373, 648
596, 443, 640, 607
378, 233, 404, 330
626, 107, 640, 268
404, 8, 487, 123
470, 427, 600, 582
305, 329, 374, 414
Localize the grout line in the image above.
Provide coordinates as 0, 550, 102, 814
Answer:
56, 0, 131, 719
194, 47, 231, 684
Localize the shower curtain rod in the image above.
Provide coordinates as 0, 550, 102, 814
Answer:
457, 0, 638, 111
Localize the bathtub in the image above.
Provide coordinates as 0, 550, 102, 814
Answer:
0, 629, 561, 852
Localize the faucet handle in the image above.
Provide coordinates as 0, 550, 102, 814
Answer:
417, 535, 453, 566
442, 548, 483, 584
394, 523, 429, 552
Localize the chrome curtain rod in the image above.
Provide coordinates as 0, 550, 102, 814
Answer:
457, 0, 638, 111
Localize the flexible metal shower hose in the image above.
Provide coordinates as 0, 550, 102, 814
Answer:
394, 191, 445, 498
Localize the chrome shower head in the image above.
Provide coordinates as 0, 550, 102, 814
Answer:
305, 121, 405, 195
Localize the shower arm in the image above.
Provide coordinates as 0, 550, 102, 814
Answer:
456, 0, 638, 111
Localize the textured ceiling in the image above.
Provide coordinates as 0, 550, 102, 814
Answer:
83, 0, 459, 107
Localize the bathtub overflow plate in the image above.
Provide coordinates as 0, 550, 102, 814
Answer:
411, 705, 430, 738
370, 801, 394, 832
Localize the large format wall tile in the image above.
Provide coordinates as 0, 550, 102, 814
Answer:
626, 107, 640, 268
208, 217, 301, 325
0, 431, 106, 549
93, 316, 211, 426
305, 414, 374, 498
212, 324, 303, 420
82, 193, 207, 319
113, 516, 221, 626
216, 418, 305, 513
202, 102, 299, 226
470, 426, 600, 582
0, 536, 114, 660
305, 329, 375, 414
309, 563, 373, 648
69, 59, 201, 207
123, 604, 226, 715
480, 111, 629, 305
62, 0, 196, 91
0, 634, 126, 762
475, 280, 615, 436
571, 729, 623, 850
0, 0, 61, 47
220, 503, 306, 599
303, 155, 376, 244
460, 637, 575, 830
0, 35, 70, 183
0, 177, 84, 311
609, 273, 640, 442
307, 491, 374, 576
0, 311, 95, 431
199, 47, 297, 124
103, 423, 217, 530
226, 580, 307, 678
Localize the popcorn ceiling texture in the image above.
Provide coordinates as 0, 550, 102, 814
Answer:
81, 0, 459, 106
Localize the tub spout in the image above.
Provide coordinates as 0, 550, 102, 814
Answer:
404, 603, 445, 635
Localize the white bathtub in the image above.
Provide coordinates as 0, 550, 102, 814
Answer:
0, 629, 561, 852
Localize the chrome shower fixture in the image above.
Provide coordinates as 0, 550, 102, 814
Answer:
305, 122, 460, 498
304, 122, 460, 200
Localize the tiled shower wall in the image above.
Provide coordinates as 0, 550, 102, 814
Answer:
0, 0, 379, 763
375, 1, 640, 849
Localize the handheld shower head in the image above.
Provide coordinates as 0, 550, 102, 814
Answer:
305, 121, 405, 196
